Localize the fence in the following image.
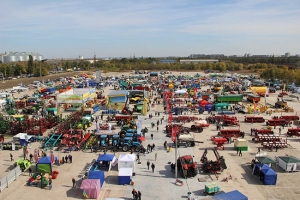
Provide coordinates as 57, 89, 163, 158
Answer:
0, 165, 22, 192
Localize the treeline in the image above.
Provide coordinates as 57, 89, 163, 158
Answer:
228, 56, 300, 65
260, 65, 300, 85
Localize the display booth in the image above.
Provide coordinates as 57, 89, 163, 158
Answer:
96, 154, 117, 171
80, 179, 100, 199
118, 168, 132, 185
214, 103, 230, 111
88, 171, 105, 187
57, 88, 96, 111
278, 156, 300, 172
255, 156, 276, 166
118, 154, 136, 173
36, 156, 54, 173
234, 139, 248, 151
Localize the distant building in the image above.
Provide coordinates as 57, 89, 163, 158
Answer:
159, 59, 176, 64
180, 59, 219, 64
1, 52, 43, 63
190, 54, 224, 59
285, 52, 291, 57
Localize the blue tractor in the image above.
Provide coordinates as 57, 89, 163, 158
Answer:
99, 134, 108, 149
122, 137, 141, 152
112, 135, 120, 147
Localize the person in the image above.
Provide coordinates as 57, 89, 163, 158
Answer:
28, 167, 32, 177
65, 155, 68, 163
72, 178, 76, 188
132, 189, 137, 199
49, 179, 52, 190
157, 126, 159, 132
147, 160, 150, 170
68, 154, 72, 163
10, 153, 14, 161
279, 127, 281, 134
138, 191, 142, 200
275, 145, 278, 152
151, 134, 153, 140
163, 141, 167, 150
239, 149, 242, 156
157, 120, 159, 126
155, 153, 157, 161
136, 153, 140, 162
151, 163, 155, 173
152, 143, 155, 150
29, 153, 33, 162
236, 147, 239, 155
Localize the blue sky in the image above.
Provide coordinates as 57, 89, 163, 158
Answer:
1, 0, 300, 59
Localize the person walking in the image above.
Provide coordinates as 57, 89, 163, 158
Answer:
239, 149, 242, 156
151, 133, 153, 140
72, 178, 76, 188
138, 191, 142, 200
136, 153, 140, 162
160, 118, 163, 124
28, 167, 32, 176
155, 153, 157, 161
151, 163, 155, 173
152, 143, 155, 150
279, 127, 281, 135
157, 125, 159, 132
236, 147, 239, 155
157, 120, 159, 126
49, 179, 52, 190
147, 160, 150, 170
65, 155, 68, 163
132, 189, 137, 199
10, 153, 14, 161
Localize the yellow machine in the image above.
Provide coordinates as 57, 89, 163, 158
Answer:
168, 82, 174, 89
213, 84, 222, 92
250, 87, 267, 94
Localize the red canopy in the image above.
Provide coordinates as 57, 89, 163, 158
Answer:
199, 100, 209, 106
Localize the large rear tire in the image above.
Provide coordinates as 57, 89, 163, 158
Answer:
122, 145, 129, 152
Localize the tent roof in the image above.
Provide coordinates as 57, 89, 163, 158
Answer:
37, 156, 51, 164
262, 168, 277, 176
213, 190, 248, 200
88, 171, 105, 179
214, 103, 230, 106
107, 90, 129, 97
278, 156, 300, 163
97, 154, 115, 162
256, 156, 277, 164
119, 154, 136, 161
80, 179, 100, 190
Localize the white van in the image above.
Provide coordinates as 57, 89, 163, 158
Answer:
33, 81, 41, 85
0, 93, 10, 98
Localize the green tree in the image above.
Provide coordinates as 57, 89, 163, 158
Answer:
27, 55, 33, 74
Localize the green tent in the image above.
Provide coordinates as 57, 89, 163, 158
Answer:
278, 156, 300, 163
214, 103, 230, 111
36, 156, 53, 173
255, 156, 277, 164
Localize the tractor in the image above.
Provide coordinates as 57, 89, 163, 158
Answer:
99, 135, 109, 149
177, 155, 198, 178
121, 137, 141, 152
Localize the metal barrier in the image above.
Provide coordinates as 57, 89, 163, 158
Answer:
0, 165, 22, 192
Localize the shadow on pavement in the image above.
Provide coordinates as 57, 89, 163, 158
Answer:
66, 187, 83, 199
240, 164, 263, 185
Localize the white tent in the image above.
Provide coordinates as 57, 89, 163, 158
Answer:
118, 168, 132, 185
174, 89, 187, 94
118, 154, 136, 172
0, 99, 6, 107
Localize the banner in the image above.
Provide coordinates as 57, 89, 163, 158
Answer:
167, 103, 171, 113
172, 127, 177, 142
137, 118, 143, 135
168, 113, 172, 124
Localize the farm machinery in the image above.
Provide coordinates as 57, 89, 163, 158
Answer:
177, 155, 198, 178
165, 124, 190, 136
287, 128, 300, 137
210, 136, 228, 150
200, 149, 227, 175
206, 115, 239, 126
172, 116, 199, 123
219, 129, 245, 138
190, 120, 209, 132
266, 117, 290, 127
244, 116, 265, 123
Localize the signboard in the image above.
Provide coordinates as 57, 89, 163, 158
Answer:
96, 70, 101, 83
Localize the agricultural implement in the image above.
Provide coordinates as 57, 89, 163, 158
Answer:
266, 118, 290, 126
244, 116, 265, 123
172, 116, 199, 123
211, 136, 227, 150
200, 149, 227, 175
165, 124, 190, 136
219, 129, 245, 138
177, 155, 198, 178
279, 115, 299, 121
43, 133, 63, 149
287, 128, 300, 137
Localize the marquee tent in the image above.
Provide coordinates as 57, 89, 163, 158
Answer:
80, 179, 100, 199
88, 171, 105, 187
36, 156, 54, 173
278, 156, 300, 172
118, 154, 136, 173
96, 154, 116, 171
118, 168, 132, 185
261, 168, 277, 185
213, 190, 248, 200
255, 156, 276, 165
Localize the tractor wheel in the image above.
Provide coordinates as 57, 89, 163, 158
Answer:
198, 127, 203, 133
193, 168, 198, 176
191, 141, 195, 147
191, 125, 196, 131
187, 142, 191, 147
122, 145, 129, 152
135, 146, 141, 152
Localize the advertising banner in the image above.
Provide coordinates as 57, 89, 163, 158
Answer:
172, 127, 177, 142
168, 113, 172, 124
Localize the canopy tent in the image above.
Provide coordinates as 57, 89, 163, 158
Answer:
278, 156, 300, 172
255, 156, 277, 165
118, 154, 136, 173
80, 179, 100, 199
213, 190, 248, 200
253, 164, 270, 175
262, 168, 277, 185
174, 89, 187, 94
118, 168, 132, 185
96, 154, 116, 171
199, 100, 209, 106
88, 171, 105, 187
214, 103, 230, 111
36, 156, 54, 173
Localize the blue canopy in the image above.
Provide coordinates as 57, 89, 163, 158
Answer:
214, 190, 248, 200
97, 154, 115, 162
262, 169, 277, 185
88, 170, 105, 187
37, 156, 51, 164
253, 164, 269, 175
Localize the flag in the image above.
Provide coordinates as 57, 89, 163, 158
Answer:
168, 114, 173, 124
50, 150, 55, 164
34, 149, 39, 163
172, 127, 177, 142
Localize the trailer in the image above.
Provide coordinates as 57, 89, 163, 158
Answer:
244, 116, 265, 123
219, 129, 245, 138
216, 95, 243, 103
287, 128, 300, 137
266, 118, 289, 126
247, 94, 261, 103
280, 115, 299, 121
211, 136, 227, 150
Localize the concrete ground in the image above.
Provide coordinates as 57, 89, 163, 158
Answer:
1, 71, 300, 200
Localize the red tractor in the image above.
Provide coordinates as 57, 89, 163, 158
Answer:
177, 155, 198, 178
121, 107, 133, 115
190, 120, 209, 133
165, 124, 190, 136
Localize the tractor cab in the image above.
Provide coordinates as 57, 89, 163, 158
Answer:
112, 135, 120, 146
126, 129, 137, 134
99, 134, 108, 147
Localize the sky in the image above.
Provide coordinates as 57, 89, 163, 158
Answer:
1, 0, 300, 59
